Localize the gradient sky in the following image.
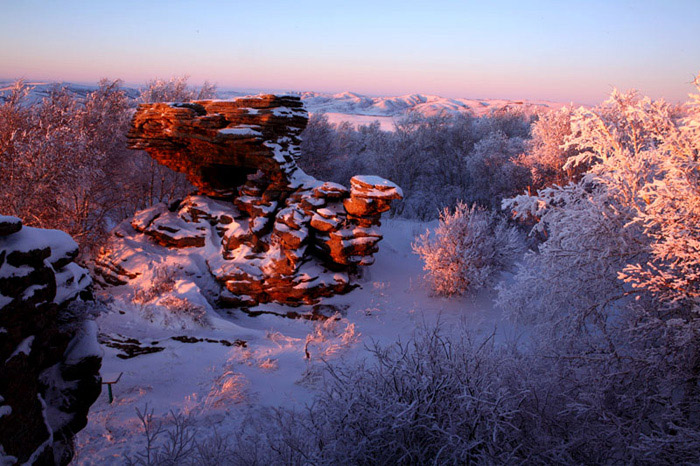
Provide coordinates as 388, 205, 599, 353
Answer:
1, 0, 698, 104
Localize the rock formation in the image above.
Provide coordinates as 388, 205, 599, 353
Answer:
95, 95, 402, 311
0, 215, 101, 465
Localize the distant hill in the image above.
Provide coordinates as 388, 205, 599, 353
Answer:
0, 81, 140, 106
0, 81, 567, 131
294, 91, 567, 130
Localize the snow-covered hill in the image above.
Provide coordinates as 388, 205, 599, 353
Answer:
240, 90, 567, 130
1, 81, 567, 131
299, 90, 564, 117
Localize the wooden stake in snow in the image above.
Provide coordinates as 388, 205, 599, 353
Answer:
101, 372, 123, 404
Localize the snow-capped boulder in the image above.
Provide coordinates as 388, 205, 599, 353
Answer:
96, 95, 402, 310
0, 217, 101, 466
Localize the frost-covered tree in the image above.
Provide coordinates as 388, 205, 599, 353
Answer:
499, 88, 683, 324
139, 75, 216, 103
298, 113, 338, 179
298, 110, 536, 220
497, 77, 700, 459
516, 106, 583, 190
465, 130, 530, 209
0, 76, 222, 254
617, 82, 700, 306
0, 79, 132, 252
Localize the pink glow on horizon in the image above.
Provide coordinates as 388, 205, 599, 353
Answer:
2, 0, 698, 105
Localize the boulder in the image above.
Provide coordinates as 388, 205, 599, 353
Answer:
0, 217, 101, 465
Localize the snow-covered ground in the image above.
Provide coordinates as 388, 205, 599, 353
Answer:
72, 218, 516, 464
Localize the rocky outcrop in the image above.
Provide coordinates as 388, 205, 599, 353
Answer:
0, 215, 101, 465
96, 95, 402, 311
127, 95, 307, 197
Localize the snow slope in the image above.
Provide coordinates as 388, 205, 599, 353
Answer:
72, 218, 518, 463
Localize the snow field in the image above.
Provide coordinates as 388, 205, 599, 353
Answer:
73, 218, 512, 463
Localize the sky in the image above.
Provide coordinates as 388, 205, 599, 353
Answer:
1, 0, 699, 104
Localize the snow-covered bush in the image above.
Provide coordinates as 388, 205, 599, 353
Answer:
297, 327, 531, 464
125, 406, 200, 466
500, 85, 698, 322
413, 202, 524, 296
133, 265, 177, 303
124, 327, 539, 465
124, 317, 700, 464
131, 265, 210, 328
302, 314, 359, 360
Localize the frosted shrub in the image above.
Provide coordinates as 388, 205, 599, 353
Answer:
515, 106, 584, 191
141, 327, 535, 465
133, 265, 209, 327
302, 327, 529, 464
413, 202, 524, 296
0, 76, 215, 254
158, 296, 208, 327
465, 130, 530, 209
133, 265, 176, 304
203, 371, 248, 409
303, 314, 359, 360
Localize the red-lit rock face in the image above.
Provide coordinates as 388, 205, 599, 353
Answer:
97, 95, 402, 311
127, 95, 307, 197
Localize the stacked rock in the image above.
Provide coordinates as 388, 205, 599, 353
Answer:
95, 95, 402, 309
0, 215, 101, 465
318, 176, 404, 266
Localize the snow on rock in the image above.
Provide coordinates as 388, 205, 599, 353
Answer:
218, 125, 263, 137
0, 225, 79, 271
96, 95, 402, 314
5, 335, 34, 364
0, 405, 10, 419
351, 175, 404, 200
63, 321, 102, 365
0, 217, 101, 465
